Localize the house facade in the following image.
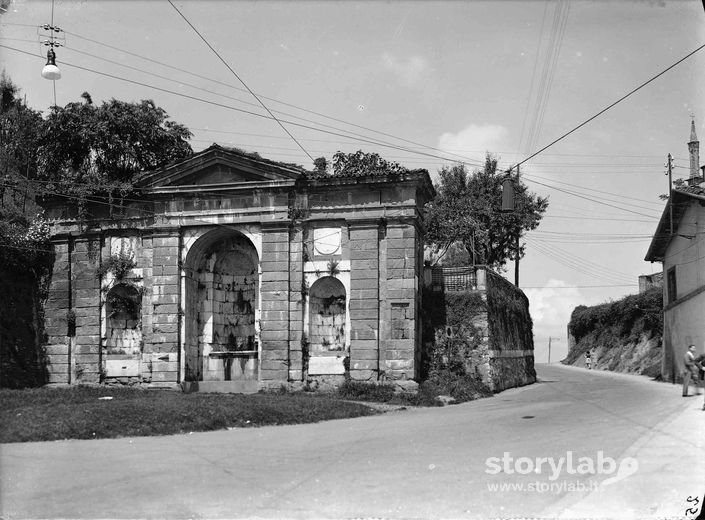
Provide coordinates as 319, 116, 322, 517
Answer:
41, 145, 435, 391
645, 121, 705, 382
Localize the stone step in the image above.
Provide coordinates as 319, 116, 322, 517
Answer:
182, 380, 260, 394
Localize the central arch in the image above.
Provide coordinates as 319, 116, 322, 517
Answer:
183, 229, 259, 383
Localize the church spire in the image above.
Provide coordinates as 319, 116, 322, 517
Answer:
688, 118, 700, 184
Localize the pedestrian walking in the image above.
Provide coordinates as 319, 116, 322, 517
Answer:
682, 345, 702, 397
585, 351, 592, 370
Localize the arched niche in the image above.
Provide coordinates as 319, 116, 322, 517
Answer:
309, 276, 347, 355
104, 283, 142, 357
183, 229, 259, 382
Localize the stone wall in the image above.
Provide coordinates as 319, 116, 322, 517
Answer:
485, 271, 536, 391
422, 266, 535, 392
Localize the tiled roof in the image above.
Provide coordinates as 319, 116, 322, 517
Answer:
675, 183, 705, 197
644, 184, 705, 262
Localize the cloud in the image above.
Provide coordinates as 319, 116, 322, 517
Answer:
437, 124, 509, 158
382, 53, 428, 87
524, 280, 583, 339
524, 280, 583, 362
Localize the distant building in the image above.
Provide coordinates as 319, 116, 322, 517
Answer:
645, 120, 705, 382
41, 145, 435, 391
638, 272, 663, 294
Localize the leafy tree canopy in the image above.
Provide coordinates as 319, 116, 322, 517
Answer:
38, 95, 193, 203
425, 155, 548, 270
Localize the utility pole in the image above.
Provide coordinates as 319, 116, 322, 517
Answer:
515, 165, 521, 287
667, 153, 673, 235
548, 336, 561, 364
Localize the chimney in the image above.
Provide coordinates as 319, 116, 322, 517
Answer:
688, 119, 700, 185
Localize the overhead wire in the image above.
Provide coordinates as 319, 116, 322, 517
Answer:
523, 176, 663, 219
518, 0, 549, 155
3, 18, 697, 285
523, 173, 665, 207
524, 237, 637, 285
44, 26, 479, 166
165, 0, 314, 162
0, 43, 485, 169
509, 42, 705, 172
526, 0, 570, 155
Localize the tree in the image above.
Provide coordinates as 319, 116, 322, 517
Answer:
0, 72, 44, 216
0, 73, 52, 388
425, 155, 548, 270
38, 95, 193, 211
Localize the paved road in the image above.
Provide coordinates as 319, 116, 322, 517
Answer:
1, 364, 704, 519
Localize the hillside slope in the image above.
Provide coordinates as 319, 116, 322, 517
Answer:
563, 287, 663, 378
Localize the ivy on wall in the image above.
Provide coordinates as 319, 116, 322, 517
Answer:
96, 251, 136, 281
421, 289, 486, 378
486, 272, 534, 351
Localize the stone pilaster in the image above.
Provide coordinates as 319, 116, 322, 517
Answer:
71, 235, 102, 383
348, 221, 380, 380
143, 232, 180, 384
44, 237, 71, 384
383, 222, 418, 381
260, 223, 290, 382
288, 224, 304, 381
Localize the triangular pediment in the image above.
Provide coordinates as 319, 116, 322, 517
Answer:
136, 144, 304, 189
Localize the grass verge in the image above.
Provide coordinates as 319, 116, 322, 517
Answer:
0, 386, 378, 443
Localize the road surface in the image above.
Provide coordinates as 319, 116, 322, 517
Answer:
1, 364, 704, 519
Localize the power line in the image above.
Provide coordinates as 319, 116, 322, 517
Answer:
166, 0, 314, 162
3, 41, 665, 225
518, 0, 550, 155
525, 237, 637, 285
524, 176, 662, 219
524, 173, 664, 207
510, 42, 705, 171
46, 27, 480, 166
544, 214, 656, 223
521, 284, 638, 289
0, 43, 479, 169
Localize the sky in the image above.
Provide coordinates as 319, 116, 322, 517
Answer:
2, 0, 704, 363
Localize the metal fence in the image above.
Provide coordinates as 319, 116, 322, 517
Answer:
429, 266, 479, 291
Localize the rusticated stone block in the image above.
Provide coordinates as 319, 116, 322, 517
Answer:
348, 369, 376, 381
352, 349, 378, 360
350, 359, 377, 370
75, 334, 100, 345
350, 340, 377, 350
261, 261, 289, 272
260, 320, 288, 332
150, 371, 178, 382
384, 359, 413, 370
260, 339, 288, 351
45, 344, 70, 355
260, 367, 288, 380
260, 349, 288, 361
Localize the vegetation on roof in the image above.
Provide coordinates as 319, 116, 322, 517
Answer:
307, 150, 412, 179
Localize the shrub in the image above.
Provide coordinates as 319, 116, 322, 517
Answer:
96, 251, 136, 280
417, 369, 493, 404
337, 380, 396, 402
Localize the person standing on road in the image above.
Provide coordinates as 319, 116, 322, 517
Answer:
585, 351, 592, 370
695, 350, 705, 410
682, 345, 702, 397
